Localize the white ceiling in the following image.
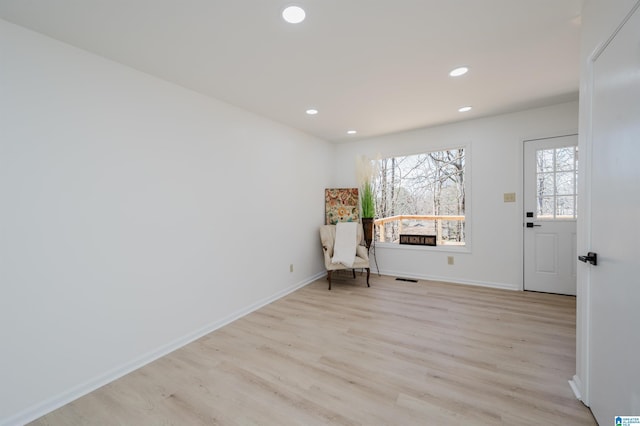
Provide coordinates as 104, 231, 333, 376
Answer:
0, 0, 583, 142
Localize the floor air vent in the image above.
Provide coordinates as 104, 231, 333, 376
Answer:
395, 277, 418, 283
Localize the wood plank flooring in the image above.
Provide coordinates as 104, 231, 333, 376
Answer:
31, 274, 596, 425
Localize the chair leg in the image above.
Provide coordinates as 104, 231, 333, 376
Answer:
366, 268, 370, 287
327, 271, 332, 290
352, 269, 356, 279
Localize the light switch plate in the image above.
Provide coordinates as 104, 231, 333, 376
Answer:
504, 192, 516, 202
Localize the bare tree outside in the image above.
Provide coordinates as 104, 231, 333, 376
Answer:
373, 149, 465, 244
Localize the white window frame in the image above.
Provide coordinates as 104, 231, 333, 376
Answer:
534, 146, 578, 221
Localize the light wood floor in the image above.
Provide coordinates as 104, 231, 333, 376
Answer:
31, 274, 596, 425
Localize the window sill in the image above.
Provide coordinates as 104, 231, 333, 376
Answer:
372, 242, 471, 254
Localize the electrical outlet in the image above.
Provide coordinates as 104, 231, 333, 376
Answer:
447, 256, 454, 265
289, 264, 294, 273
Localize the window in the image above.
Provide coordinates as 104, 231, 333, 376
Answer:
373, 148, 466, 246
536, 146, 578, 219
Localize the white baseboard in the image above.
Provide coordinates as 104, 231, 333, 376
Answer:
569, 374, 584, 401
2, 272, 325, 426
373, 267, 520, 291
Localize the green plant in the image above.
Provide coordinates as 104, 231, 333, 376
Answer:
361, 181, 375, 218
356, 155, 377, 218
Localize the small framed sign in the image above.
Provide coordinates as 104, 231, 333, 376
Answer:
399, 234, 437, 246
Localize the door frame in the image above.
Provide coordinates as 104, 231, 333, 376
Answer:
573, 46, 595, 407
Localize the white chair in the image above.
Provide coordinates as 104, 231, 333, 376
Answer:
319, 224, 370, 290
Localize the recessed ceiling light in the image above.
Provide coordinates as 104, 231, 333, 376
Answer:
282, 6, 306, 24
449, 66, 469, 77
306, 108, 318, 115
458, 106, 472, 112
347, 130, 357, 135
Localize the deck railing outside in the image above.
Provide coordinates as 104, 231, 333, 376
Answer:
374, 214, 465, 245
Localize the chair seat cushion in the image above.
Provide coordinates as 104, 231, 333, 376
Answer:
325, 255, 369, 271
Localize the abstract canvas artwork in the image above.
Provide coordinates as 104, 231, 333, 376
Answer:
325, 188, 359, 224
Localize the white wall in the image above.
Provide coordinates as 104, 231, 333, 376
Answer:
333, 102, 579, 290
0, 19, 334, 425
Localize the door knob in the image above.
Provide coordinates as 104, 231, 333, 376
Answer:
578, 252, 598, 266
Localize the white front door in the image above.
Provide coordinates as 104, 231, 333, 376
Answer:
587, 3, 640, 423
523, 135, 578, 295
